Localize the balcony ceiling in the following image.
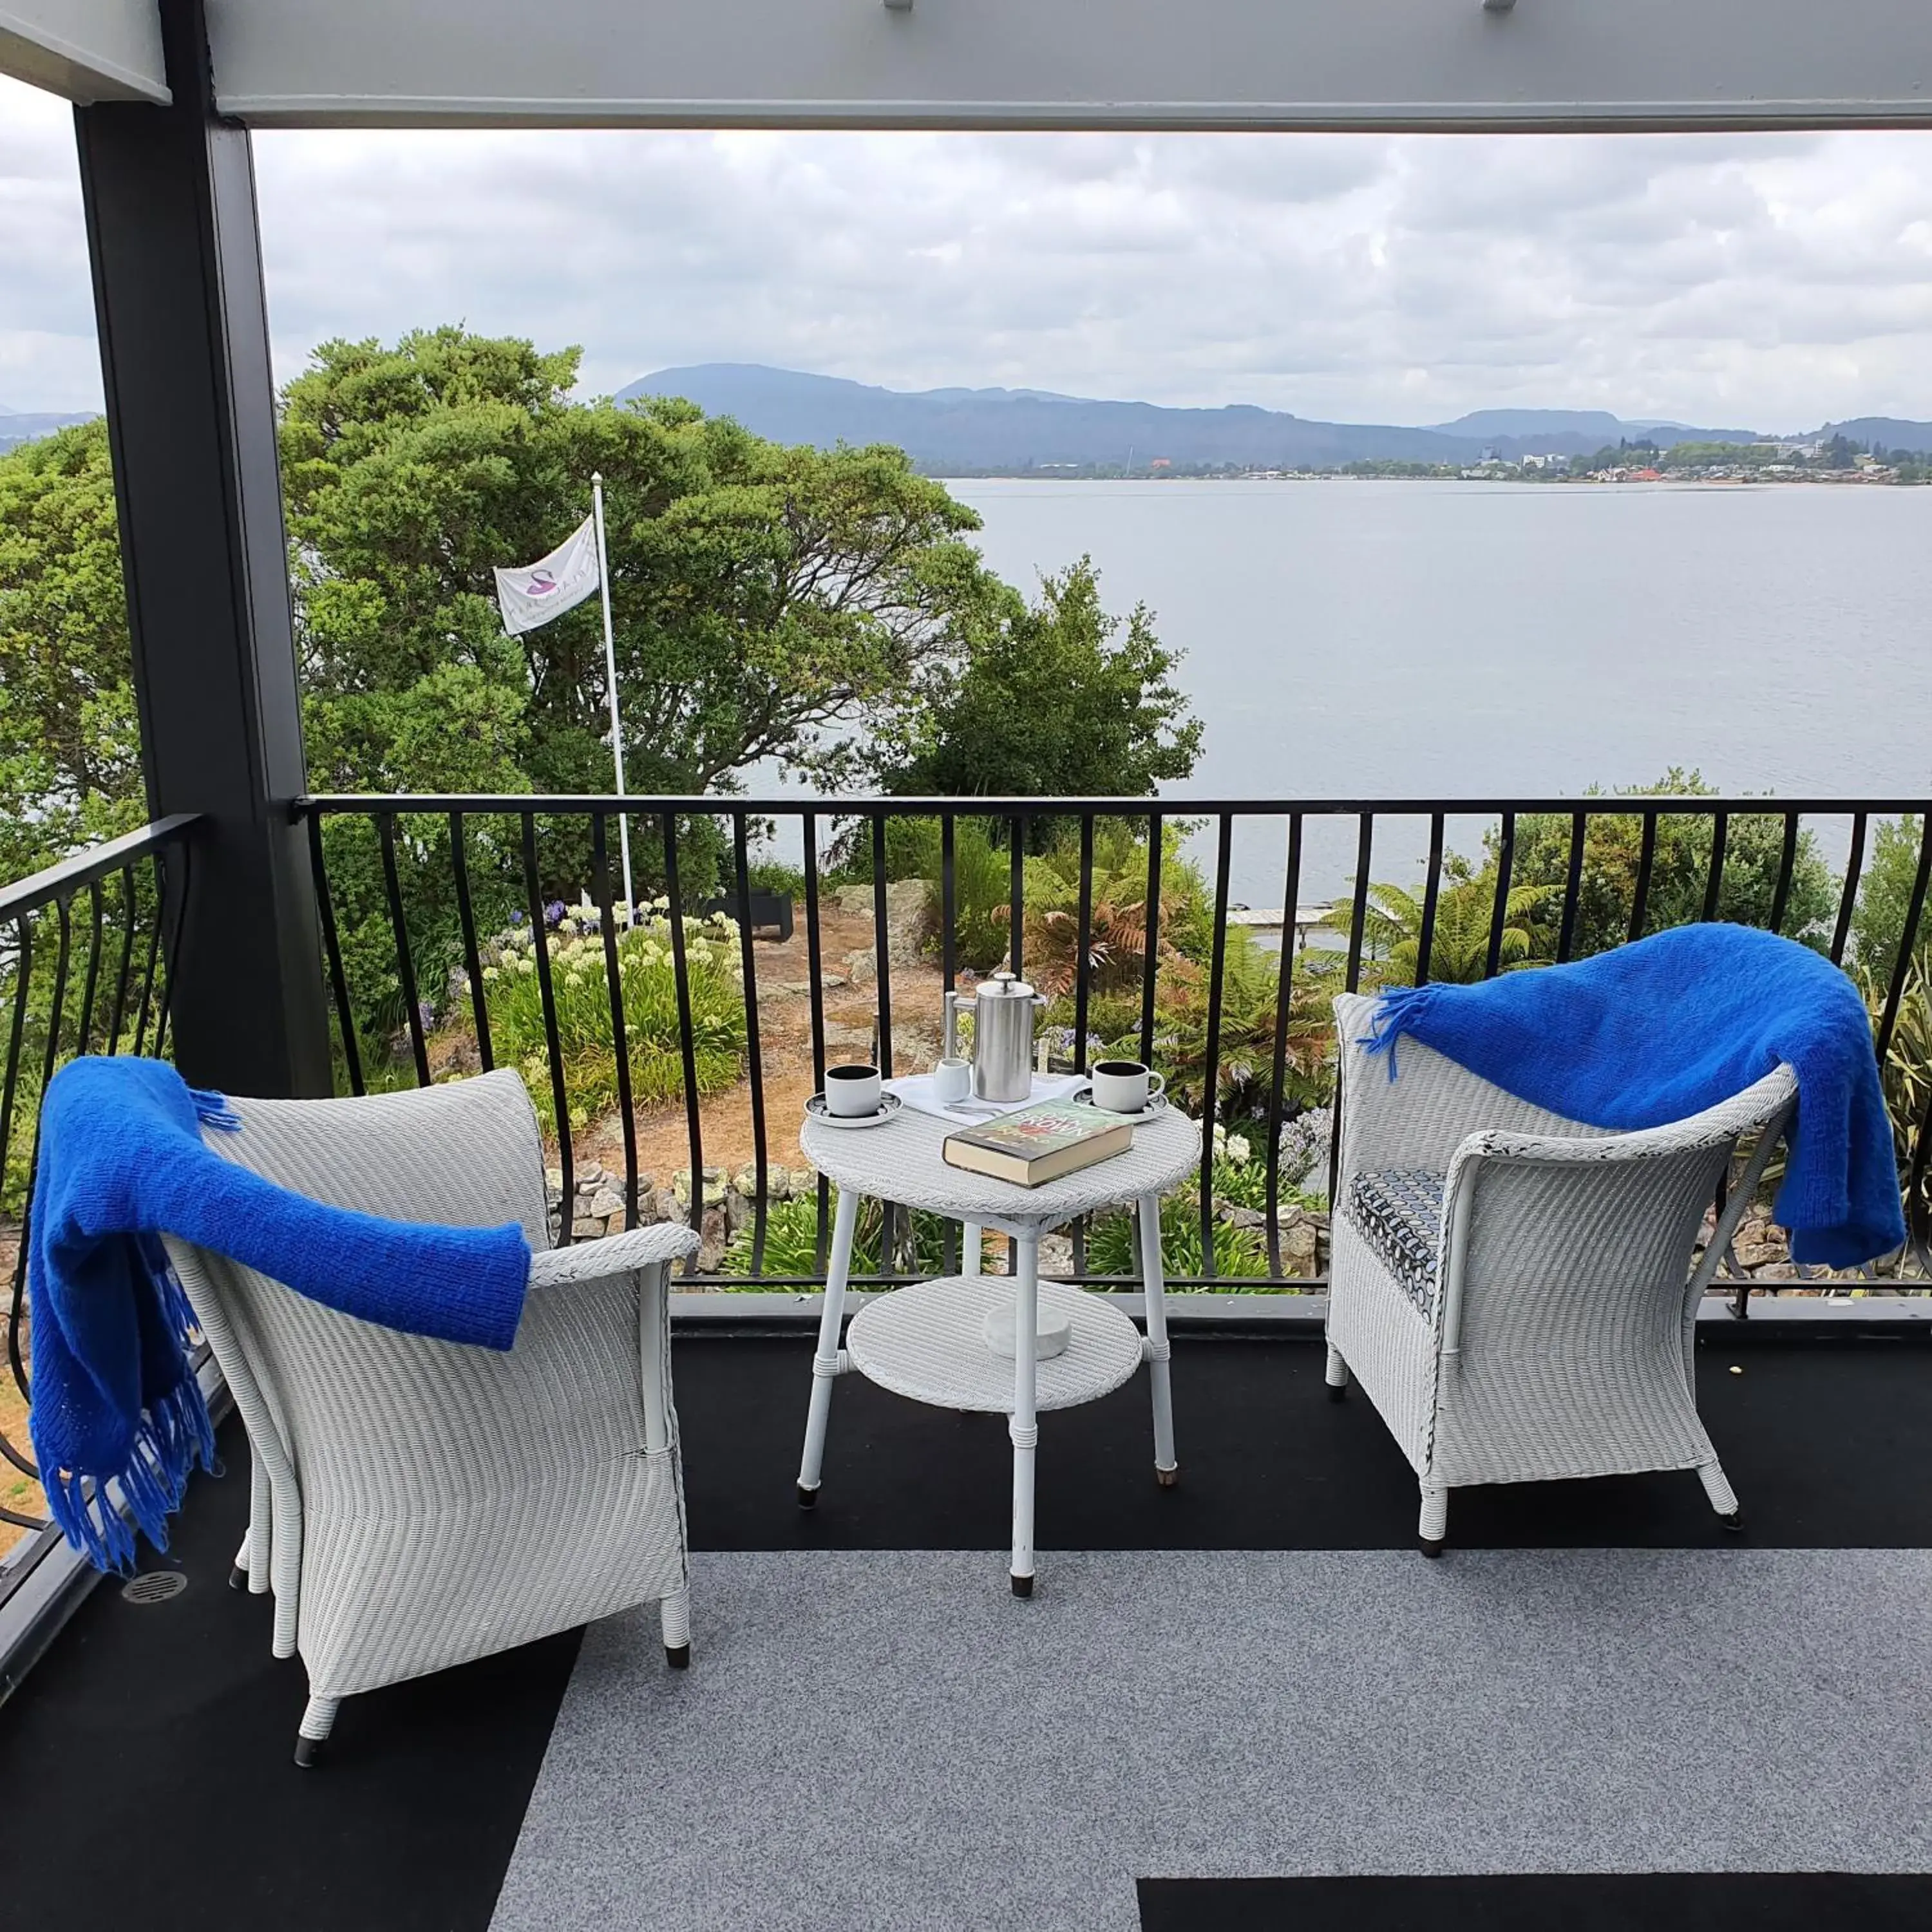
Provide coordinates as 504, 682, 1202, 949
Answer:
11, 0, 1932, 130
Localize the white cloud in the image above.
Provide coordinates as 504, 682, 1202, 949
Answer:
5, 70, 1932, 428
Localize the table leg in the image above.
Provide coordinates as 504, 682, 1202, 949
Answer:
797, 1187, 859, 1507
1009, 1231, 1040, 1596
962, 1220, 981, 1278
1138, 1192, 1179, 1486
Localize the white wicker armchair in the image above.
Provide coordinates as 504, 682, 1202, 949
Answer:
1325, 991, 1797, 1557
161, 1070, 699, 1766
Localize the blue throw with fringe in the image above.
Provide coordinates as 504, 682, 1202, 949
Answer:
1359, 924, 1904, 1270
26, 1057, 531, 1570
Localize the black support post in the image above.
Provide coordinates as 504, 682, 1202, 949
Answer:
73, 0, 330, 1098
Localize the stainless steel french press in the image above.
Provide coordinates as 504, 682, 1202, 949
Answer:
942, 971, 1046, 1103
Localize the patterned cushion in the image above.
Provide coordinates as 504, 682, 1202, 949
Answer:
1344, 1169, 1446, 1318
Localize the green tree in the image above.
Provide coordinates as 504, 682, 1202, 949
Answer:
1494, 770, 1838, 960
1850, 814, 1929, 983
282, 328, 992, 799
0, 421, 144, 882
887, 557, 1202, 803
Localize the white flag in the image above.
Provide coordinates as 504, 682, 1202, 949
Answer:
493, 516, 600, 635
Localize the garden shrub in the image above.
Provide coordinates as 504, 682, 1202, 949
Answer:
480, 898, 747, 1133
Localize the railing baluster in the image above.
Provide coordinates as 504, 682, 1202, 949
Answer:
1139, 813, 1163, 1067
871, 812, 894, 1078
592, 813, 640, 1234
1906, 1053, 1932, 1279
0, 914, 32, 1220
1702, 810, 1730, 923
1485, 811, 1515, 981
105, 864, 137, 1054
306, 810, 363, 1095
1008, 814, 1025, 978
1415, 811, 1445, 988
77, 878, 105, 1055
9, 895, 73, 1407
450, 810, 494, 1074
732, 810, 770, 1276
1072, 812, 1095, 1075
377, 811, 430, 1085
1768, 811, 1800, 938
661, 811, 706, 1270
1629, 809, 1658, 945
1198, 813, 1234, 1282
149, 839, 191, 1057
1875, 811, 1932, 1063
521, 810, 574, 1245
1343, 814, 1373, 992
1265, 814, 1304, 1281
941, 811, 958, 996
802, 811, 831, 1273
131, 858, 162, 1054
1555, 810, 1587, 963
1831, 813, 1868, 966
1070, 811, 1097, 1281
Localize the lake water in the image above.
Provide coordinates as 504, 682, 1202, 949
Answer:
949, 478, 1932, 907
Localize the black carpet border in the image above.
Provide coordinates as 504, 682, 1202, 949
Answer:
1137, 1871, 1932, 1931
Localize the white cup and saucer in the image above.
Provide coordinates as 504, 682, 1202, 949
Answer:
806, 1063, 903, 1130
1081, 1059, 1167, 1117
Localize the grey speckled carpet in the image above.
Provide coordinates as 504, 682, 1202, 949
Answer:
488, 1547, 1932, 1932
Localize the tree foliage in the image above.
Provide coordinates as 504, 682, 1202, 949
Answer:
282, 328, 993, 800
0, 421, 143, 882
1850, 814, 1930, 983
886, 557, 1201, 802
1491, 770, 1838, 960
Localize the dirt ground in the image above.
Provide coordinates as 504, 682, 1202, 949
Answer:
578, 900, 953, 1185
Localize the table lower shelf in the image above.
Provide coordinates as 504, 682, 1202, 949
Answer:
844, 1274, 1147, 1414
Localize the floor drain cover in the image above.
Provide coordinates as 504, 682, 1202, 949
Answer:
121, 1571, 187, 1605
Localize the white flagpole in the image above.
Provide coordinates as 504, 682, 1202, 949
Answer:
590, 471, 634, 913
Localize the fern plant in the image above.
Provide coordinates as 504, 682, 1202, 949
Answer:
1360, 876, 1555, 987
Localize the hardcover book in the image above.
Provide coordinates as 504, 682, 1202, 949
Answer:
941, 1099, 1135, 1187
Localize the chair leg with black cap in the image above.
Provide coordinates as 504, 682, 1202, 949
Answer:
293, 1694, 339, 1770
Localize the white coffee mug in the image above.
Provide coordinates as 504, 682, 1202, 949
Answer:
933, 1057, 972, 1106
1088, 1059, 1165, 1115
825, 1063, 883, 1117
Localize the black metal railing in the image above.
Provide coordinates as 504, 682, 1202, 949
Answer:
296, 792, 1932, 1300
0, 813, 200, 1566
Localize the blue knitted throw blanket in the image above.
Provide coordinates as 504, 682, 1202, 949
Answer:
27, 1057, 532, 1569
1360, 924, 1904, 1269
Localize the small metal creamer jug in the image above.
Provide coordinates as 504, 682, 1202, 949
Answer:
943, 971, 1046, 1103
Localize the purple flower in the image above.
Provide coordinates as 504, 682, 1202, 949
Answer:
509, 909, 526, 927
417, 999, 435, 1033
544, 899, 567, 927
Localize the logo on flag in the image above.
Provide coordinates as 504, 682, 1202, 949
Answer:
494, 517, 601, 635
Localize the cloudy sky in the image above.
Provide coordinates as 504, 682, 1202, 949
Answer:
6, 71, 1932, 429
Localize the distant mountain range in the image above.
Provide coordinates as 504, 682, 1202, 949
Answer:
0, 407, 95, 453
618, 365, 1932, 471
7, 379, 1932, 473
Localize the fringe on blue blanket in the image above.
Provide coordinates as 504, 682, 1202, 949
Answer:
37, 1087, 233, 1571
41, 1236, 220, 1574
1358, 983, 1438, 1078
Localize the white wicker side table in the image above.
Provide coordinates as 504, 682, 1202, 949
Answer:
796, 1101, 1198, 1595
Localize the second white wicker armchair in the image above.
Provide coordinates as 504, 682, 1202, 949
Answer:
1325, 990, 1798, 1557
162, 1070, 699, 1766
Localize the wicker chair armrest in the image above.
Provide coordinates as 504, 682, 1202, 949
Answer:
527, 1223, 699, 1291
